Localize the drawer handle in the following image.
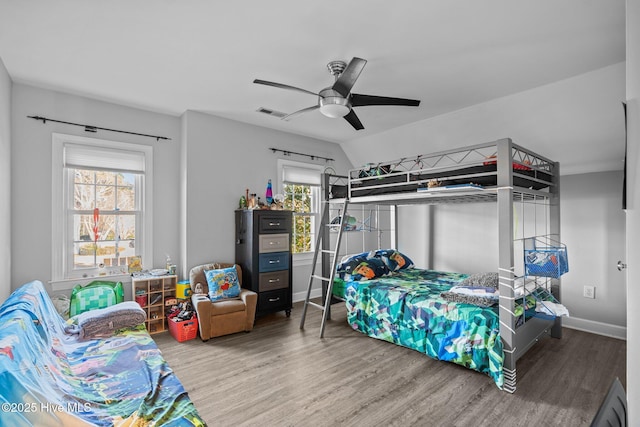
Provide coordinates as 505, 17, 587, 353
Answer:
268, 278, 280, 283
268, 260, 281, 264
269, 222, 281, 226
268, 297, 281, 302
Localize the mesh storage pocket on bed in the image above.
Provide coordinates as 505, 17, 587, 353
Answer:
524, 246, 568, 278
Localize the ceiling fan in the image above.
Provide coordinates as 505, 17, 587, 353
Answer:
254, 57, 421, 130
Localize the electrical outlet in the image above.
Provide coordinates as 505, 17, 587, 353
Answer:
583, 285, 595, 299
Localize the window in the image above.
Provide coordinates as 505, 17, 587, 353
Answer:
71, 169, 137, 269
277, 159, 322, 256
283, 183, 315, 253
52, 134, 153, 280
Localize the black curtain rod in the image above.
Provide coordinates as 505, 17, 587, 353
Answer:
27, 115, 171, 141
269, 147, 334, 162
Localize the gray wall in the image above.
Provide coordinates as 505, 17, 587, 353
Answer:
341, 63, 625, 177
10, 83, 181, 292
0, 58, 10, 301
400, 171, 626, 338
5, 68, 628, 338
180, 110, 354, 299
9, 83, 353, 301
561, 171, 626, 333
343, 66, 627, 338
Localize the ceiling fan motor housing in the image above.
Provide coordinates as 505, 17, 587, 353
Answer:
319, 87, 350, 118
326, 60, 347, 77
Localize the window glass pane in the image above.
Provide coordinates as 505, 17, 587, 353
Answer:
118, 215, 136, 241
284, 184, 311, 213
73, 241, 97, 268
96, 185, 115, 210
73, 169, 138, 212
293, 214, 313, 253
96, 172, 115, 185
74, 183, 95, 209
74, 241, 131, 268
117, 174, 136, 210
74, 169, 94, 184
72, 211, 137, 270
74, 214, 96, 242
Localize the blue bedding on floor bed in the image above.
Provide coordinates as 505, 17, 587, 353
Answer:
0, 280, 205, 426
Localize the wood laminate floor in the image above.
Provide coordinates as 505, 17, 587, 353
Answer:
154, 301, 626, 427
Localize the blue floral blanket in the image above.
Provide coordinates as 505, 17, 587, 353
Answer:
0, 280, 205, 426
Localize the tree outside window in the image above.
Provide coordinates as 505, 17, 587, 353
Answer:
283, 183, 316, 253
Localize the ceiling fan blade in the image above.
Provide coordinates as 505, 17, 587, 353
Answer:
282, 105, 320, 121
253, 79, 318, 97
343, 109, 364, 130
351, 93, 421, 107
332, 57, 367, 97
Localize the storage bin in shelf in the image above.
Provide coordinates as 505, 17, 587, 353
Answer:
528, 287, 559, 321
524, 237, 568, 278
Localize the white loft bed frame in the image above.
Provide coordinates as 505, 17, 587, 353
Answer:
303, 137, 561, 393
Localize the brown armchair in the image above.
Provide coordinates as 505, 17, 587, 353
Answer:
189, 262, 257, 341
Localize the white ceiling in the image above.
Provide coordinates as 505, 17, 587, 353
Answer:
0, 1, 627, 158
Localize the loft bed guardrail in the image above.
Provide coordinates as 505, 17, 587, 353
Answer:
345, 139, 557, 203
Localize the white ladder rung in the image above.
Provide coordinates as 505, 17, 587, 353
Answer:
311, 274, 330, 282
307, 301, 325, 311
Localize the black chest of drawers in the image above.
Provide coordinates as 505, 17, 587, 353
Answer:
235, 210, 292, 317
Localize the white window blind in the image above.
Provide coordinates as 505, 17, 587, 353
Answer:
64, 143, 146, 173
282, 165, 321, 186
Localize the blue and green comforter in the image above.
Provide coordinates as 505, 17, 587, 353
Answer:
339, 269, 505, 388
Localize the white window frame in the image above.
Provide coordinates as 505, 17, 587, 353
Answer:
277, 159, 323, 265
51, 133, 153, 282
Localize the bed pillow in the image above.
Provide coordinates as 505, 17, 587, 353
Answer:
372, 249, 414, 271
336, 252, 368, 277
458, 272, 499, 289
204, 266, 241, 301
336, 253, 389, 281
338, 252, 369, 266
346, 258, 389, 281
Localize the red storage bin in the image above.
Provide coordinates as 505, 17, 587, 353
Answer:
135, 294, 147, 307
168, 317, 198, 342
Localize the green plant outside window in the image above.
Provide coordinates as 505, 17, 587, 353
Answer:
283, 184, 315, 254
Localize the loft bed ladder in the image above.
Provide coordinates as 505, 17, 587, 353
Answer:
299, 196, 349, 337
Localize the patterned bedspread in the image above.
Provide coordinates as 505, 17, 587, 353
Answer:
340, 269, 505, 388
0, 281, 205, 426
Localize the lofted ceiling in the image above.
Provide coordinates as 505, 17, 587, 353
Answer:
0, 1, 627, 169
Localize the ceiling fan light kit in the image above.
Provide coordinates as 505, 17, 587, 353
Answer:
254, 57, 421, 130
319, 88, 350, 118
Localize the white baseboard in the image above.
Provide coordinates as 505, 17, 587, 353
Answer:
562, 316, 626, 340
